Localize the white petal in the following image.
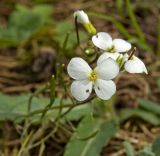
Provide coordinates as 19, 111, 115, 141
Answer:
113, 39, 131, 53
124, 56, 148, 74
94, 79, 116, 100
123, 53, 130, 62
73, 10, 89, 24
67, 57, 92, 80
92, 32, 113, 50
97, 52, 120, 65
71, 80, 92, 101
95, 58, 119, 80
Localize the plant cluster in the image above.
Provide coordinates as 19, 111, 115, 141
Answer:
68, 10, 147, 102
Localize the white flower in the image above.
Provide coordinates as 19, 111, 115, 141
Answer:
67, 57, 119, 101
97, 53, 148, 74
124, 54, 148, 74
92, 32, 131, 53
73, 10, 89, 24
97, 52, 122, 65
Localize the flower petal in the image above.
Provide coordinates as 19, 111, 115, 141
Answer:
94, 79, 116, 100
113, 39, 131, 53
92, 32, 113, 50
95, 58, 119, 80
67, 57, 92, 80
97, 52, 120, 65
71, 80, 92, 101
124, 56, 148, 74
73, 10, 89, 24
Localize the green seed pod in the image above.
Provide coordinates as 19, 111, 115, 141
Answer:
85, 48, 95, 56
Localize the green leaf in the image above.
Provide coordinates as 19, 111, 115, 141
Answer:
0, 93, 92, 123
15, 4, 30, 12
64, 115, 118, 156
116, 0, 124, 14
9, 11, 42, 40
0, 93, 49, 122
139, 99, 160, 116
0, 4, 54, 47
152, 137, 160, 156
123, 141, 135, 156
65, 105, 92, 121
119, 108, 160, 126
32, 4, 53, 23
137, 144, 155, 156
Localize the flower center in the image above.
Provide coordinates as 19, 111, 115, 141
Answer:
88, 71, 97, 81
116, 55, 123, 66
107, 45, 115, 53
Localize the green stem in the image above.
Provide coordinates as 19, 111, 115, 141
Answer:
75, 16, 80, 46
17, 96, 95, 120
104, 95, 116, 119
28, 84, 48, 113
157, 16, 160, 56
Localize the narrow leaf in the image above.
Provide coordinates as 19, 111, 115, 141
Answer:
139, 99, 160, 116
119, 108, 160, 126
137, 144, 155, 156
0, 93, 92, 123
152, 137, 160, 156
123, 141, 135, 156
64, 115, 118, 156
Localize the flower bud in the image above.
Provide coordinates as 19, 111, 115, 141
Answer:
74, 10, 89, 24
74, 10, 96, 35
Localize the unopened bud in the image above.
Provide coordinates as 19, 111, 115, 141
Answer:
74, 10, 96, 35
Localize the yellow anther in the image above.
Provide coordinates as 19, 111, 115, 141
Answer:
88, 71, 97, 81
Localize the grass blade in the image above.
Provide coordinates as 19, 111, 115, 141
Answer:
126, 0, 146, 42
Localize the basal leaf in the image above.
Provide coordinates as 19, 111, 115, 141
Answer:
0, 4, 54, 47
119, 108, 160, 126
64, 115, 118, 156
152, 137, 160, 156
0, 93, 92, 123
139, 99, 160, 116
32, 4, 53, 23
137, 144, 155, 156
123, 141, 135, 156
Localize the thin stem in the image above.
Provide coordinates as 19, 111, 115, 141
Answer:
21, 84, 48, 140
157, 16, 160, 56
28, 125, 58, 150
119, 47, 136, 71
75, 16, 80, 46
28, 84, 48, 113
128, 47, 136, 60
40, 100, 54, 120
17, 95, 95, 120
